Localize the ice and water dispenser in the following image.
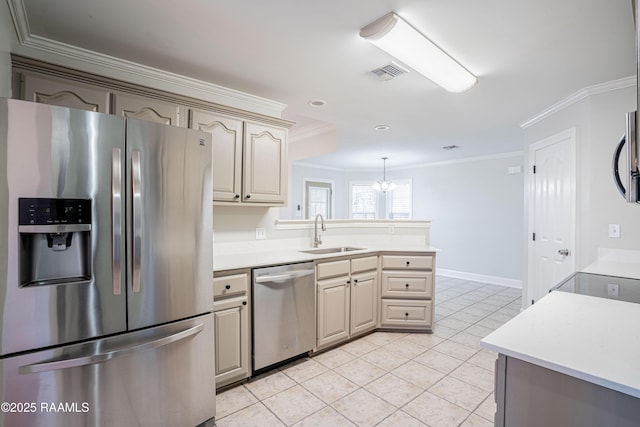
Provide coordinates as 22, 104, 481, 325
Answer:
18, 198, 92, 287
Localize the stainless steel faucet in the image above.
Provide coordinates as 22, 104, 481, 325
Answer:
313, 214, 326, 247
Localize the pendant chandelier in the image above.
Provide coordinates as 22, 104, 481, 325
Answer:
372, 157, 396, 192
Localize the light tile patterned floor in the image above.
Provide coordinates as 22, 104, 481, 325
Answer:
215, 276, 522, 427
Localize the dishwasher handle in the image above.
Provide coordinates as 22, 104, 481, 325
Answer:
254, 269, 315, 283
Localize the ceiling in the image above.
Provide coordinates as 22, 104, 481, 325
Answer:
15, 0, 637, 169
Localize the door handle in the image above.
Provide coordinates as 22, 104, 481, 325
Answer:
111, 148, 122, 295
558, 249, 570, 256
254, 269, 315, 283
131, 150, 142, 293
19, 323, 204, 374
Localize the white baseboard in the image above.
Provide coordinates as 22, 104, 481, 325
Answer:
437, 268, 522, 289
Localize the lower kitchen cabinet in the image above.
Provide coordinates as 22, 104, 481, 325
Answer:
379, 253, 436, 331
316, 256, 378, 350
213, 270, 251, 388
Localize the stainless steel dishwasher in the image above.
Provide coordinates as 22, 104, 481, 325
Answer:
252, 262, 316, 371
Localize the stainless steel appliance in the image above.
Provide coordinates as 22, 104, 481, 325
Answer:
0, 98, 215, 427
252, 262, 315, 371
553, 272, 640, 304
613, 0, 640, 203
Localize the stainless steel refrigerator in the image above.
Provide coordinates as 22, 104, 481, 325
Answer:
0, 98, 215, 427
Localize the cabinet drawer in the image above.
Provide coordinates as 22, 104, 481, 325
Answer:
381, 255, 433, 270
381, 271, 433, 299
213, 273, 249, 299
317, 259, 350, 280
351, 256, 378, 274
380, 299, 432, 328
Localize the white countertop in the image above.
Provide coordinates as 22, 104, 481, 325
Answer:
481, 291, 640, 398
214, 244, 438, 272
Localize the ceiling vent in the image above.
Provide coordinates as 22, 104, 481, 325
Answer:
370, 62, 409, 81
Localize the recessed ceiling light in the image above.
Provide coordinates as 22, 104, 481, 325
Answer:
374, 124, 390, 131
442, 145, 460, 150
308, 99, 327, 107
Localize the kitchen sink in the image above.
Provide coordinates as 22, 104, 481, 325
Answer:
300, 246, 365, 255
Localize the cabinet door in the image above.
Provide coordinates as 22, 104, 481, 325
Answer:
243, 122, 287, 204
350, 271, 378, 336
191, 110, 243, 202
21, 72, 110, 112
213, 297, 250, 388
113, 92, 184, 126
317, 276, 350, 349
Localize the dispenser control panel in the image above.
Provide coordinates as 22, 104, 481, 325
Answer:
19, 198, 92, 225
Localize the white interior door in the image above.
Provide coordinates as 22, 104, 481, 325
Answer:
529, 128, 576, 304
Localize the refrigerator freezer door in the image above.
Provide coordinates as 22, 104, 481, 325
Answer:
0, 99, 127, 356
0, 314, 215, 427
125, 119, 213, 330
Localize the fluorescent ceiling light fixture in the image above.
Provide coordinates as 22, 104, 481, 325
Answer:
372, 157, 396, 192
360, 12, 477, 93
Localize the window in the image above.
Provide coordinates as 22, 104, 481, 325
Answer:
350, 182, 378, 219
349, 179, 412, 219
304, 179, 334, 219
386, 180, 412, 219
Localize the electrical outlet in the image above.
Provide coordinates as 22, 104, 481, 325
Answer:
255, 228, 266, 240
607, 283, 619, 297
608, 224, 620, 238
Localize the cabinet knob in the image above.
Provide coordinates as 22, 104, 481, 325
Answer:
406, 261, 410, 266
354, 279, 358, 283
234, 194, 240, 199
346, 280, 351, 284
405, 283, 409, 288
225, 284, 231, 290
242, 301, 247, 306
245, 194, 251, 199
405, 312, 409, 317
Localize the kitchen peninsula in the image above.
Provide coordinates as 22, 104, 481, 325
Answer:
481, 273, 640, 427
212, 219, 438, 388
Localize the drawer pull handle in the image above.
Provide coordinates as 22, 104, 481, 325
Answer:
225, 284, 231, 290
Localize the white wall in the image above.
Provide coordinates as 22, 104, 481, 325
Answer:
523, 84, 639, 304
284, 154, 525, 284
0, 2, 16, 98
525, 85, 638, 266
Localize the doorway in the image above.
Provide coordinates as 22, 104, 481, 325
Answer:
527, 128, 577, 305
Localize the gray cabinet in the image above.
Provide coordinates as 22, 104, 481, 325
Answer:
19, 71, 110, 112
379, 253, 435, 331
316, 256, 378, 350
213, 270, 251, 388
190, 110, 288, 205
494, 354, 640, 427
113, 92, 185, 127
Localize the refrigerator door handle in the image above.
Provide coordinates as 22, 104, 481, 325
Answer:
613, 133, 627, 199
19, 323, 204, 374
112, 148, 122, 295
131, 150, 142, 293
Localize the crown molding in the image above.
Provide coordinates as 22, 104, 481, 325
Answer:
6, 0, 287, 117
294, 151, 524, 172
520, 76, 636, 129
289, 121, 336, 144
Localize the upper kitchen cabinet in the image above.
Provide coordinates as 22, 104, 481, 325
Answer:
17, 71, 110, 113
191, 111, 243, 202
242, 122, 287, 204
112, 92, 185, 127
190, 110, 289, 205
